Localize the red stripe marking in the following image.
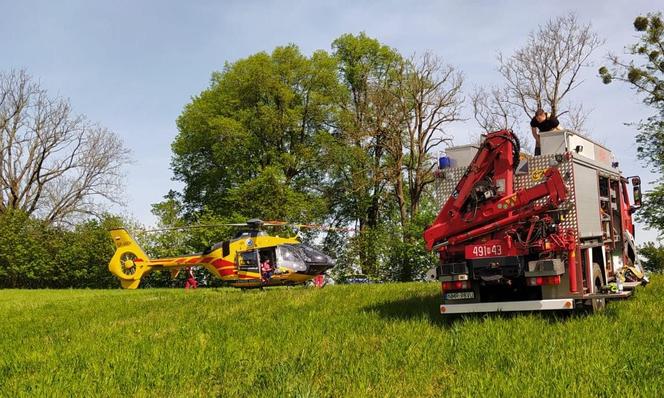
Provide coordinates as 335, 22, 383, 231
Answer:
211, 258, 235, 269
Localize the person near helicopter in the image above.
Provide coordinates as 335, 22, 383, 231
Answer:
260, 257, 274, 284
185, 267, 198, 289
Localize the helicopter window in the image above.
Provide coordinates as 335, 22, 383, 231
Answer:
297, 244, 333, 265
238, 251, 259, 272
276, 245, 307, 272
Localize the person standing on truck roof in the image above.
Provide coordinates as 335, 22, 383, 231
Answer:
530, 109, 560, 156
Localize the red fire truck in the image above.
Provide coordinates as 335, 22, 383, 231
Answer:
425, 129, 648, 314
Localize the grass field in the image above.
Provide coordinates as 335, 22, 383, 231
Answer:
1, 277, 663, 397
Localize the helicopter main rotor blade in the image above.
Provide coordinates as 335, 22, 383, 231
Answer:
263, 220, 354, 232
138, 223, 245, 233
134, 219, 354, 234
296, 225, 354, 232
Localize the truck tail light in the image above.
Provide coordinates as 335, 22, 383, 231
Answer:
442, 280, 471, 291
526, 275, 561, 286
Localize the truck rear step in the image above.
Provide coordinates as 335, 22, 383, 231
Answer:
621, 281, 642, 290
582, 291, 632, 300
440, 299, 575, 314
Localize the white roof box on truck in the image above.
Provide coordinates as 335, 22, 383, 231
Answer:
540, 130, 615, 167
444, 144, 479, 168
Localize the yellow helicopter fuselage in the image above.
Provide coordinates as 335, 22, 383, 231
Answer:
108, 229, 331, 289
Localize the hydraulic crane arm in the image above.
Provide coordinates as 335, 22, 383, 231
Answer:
432, 168, 567, 249
437, 130, 519, 224
424, 130, 568, 250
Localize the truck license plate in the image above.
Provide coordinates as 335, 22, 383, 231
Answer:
465, 241, 506, 259
445, 291, 475, 300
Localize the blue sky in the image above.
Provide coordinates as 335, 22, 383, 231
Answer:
1, 0, 661, 242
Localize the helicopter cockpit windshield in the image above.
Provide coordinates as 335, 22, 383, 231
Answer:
275, 244, 335, 274
296, 245, 334, 266
276, 245, 307, 272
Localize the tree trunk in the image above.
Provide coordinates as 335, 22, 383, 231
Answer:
395, 171, 407, 234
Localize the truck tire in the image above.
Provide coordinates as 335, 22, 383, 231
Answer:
591, 263, 606, 312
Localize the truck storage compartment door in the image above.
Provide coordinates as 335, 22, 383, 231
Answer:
574, 164, 602, 238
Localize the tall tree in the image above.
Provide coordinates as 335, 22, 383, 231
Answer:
321, 33, 403, 276
168, 36, 465, 279
329, 33, 402, 232
599, 12, 664, 233
388, 52, 463, 229
491, 13, 602, 138
171, 45, 339, 221
0, 70, 129, 224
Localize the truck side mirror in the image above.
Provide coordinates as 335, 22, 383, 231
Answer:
631, 176, 642, 209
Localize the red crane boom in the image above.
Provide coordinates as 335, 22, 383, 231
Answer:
424, 130, 567, 250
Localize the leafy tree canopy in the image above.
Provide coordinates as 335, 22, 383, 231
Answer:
171, 44, 340, 222
600, 12, 664, 233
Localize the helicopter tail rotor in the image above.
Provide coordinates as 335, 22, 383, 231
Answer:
108, 228, 152, 289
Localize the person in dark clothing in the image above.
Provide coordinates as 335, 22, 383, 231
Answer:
530, 109, 560, 155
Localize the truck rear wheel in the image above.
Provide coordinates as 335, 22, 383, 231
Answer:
590, 263, 606, 312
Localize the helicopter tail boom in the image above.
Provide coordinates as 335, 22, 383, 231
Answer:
108, 228, 152, 289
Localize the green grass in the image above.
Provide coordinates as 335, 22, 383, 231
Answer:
1, 277, 663, 397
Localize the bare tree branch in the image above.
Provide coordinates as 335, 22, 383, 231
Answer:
382, 52, 464, 226
0, 69, 131, 224
471, 86, 517, 132
497, 13, 602, 124
470, 85, 533, 152
565, 102, 592, 133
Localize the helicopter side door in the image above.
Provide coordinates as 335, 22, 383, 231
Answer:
236, 250, 261, 283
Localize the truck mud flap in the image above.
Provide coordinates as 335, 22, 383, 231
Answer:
440, 299, 575, 314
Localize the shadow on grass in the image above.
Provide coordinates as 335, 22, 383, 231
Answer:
365, 294, 456, 329
366, 294, 590, 328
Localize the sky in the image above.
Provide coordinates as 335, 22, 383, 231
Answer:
1, 0, 662, 243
